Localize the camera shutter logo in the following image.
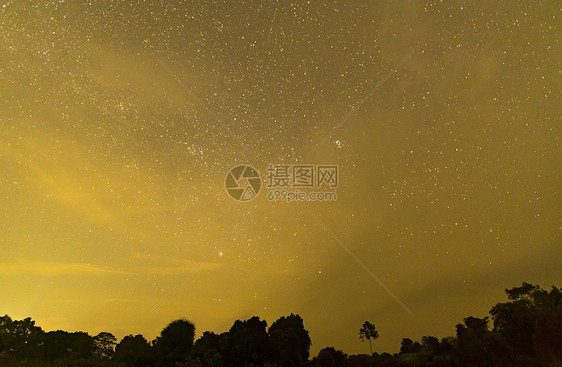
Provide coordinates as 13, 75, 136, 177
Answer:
225, 165, 261, 201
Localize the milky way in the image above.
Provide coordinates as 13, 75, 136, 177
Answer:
0, 1, 559, 353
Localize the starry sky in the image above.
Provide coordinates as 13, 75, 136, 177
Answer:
0, 0, 560, 355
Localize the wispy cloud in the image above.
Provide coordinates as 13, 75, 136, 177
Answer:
0, 261, 124, 277
0, 138, 175, 240
0, 140, 130, 227
132, 252, 221, 275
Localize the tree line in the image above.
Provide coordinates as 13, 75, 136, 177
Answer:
0, 282, 560, 366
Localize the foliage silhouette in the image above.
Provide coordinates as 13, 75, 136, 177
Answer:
359, 321, 378, 354
153, 318, 196, 367
93, 332, 117, 360
114, 334, 152, 367
0, 282, 560, 366
222, 316, 270, 367
311, 347, 347, 367
268, 313, 311, 367
399, 338, 421, 354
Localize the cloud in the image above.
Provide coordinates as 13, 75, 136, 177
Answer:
0, 138, 166, 240
132, 252, 221, 275
0, 261, 124, 277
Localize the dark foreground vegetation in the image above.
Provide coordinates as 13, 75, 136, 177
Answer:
0, 282, 560, 367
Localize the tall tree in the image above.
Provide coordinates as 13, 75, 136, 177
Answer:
222, 316, 269, 367
114, 334, 152, 367
455, 316, 492, 365
491, 282, 562, 362
192, 331, 223, 367
268, 314, 311, 367
359, 321, 378, 354
153, 318, 196, 367
0, 316, 44, 358
490, 282, 540, 356
93, 332, 117, 360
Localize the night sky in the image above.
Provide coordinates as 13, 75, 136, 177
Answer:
0, 0, 560, 355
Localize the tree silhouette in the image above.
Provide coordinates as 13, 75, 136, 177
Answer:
222, 316, 269, 367
0, 316, 44, 358
153, 318, 195, 367
359, 321, 378, 354
491, 282, 562, 363
0, 281, 559, 366
400, 338, 421, 354
312, 347, 347, 367
455, 316, 492, 365
93, 331, 117, 360
533, 286, 562, 363
268, 314, 311, 367
192, 331, 223, 367
114, 334, 152, 367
